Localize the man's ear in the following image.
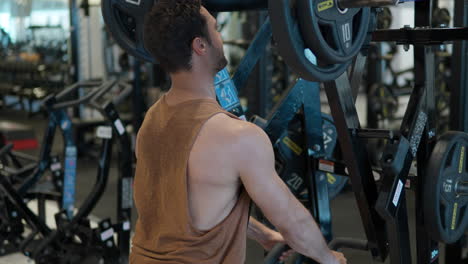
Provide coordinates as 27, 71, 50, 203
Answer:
192, 37, 207, 56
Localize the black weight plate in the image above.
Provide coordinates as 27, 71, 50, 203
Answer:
377, 7, 392, 30
321, 114, 347, 199
101, 0, 157, 64
268, 0, 351, 82
297, 0, 370, 64
432, 7, 451, 28
275, 113, 343, 199
275, 115, 308, 198
424, 131, 468, 244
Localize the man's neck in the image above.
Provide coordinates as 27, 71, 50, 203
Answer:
167, 69, 216, 103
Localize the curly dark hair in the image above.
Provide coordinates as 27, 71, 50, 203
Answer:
143, 0, 211, 73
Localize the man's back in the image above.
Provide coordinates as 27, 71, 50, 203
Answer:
130, 95, 251, 264
188, 112, 250, 231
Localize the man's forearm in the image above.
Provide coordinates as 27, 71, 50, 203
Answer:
279, 204, 334, 263
247, 217, 273, 244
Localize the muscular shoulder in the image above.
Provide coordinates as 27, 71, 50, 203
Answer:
201, 113, 272, 153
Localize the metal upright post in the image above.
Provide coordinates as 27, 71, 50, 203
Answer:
69, 0, 81, 117
132, 61, 145, 132
324, 73, 388, 261
256, 12, 273, 117
69, 0, 80, 82
366, 45, 383, 128
413, 1, 440, 263
450, 0, 468, 132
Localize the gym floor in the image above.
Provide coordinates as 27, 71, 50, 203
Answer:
0, 100, 449, 263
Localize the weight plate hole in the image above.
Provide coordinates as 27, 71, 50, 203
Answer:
334, 0, 348, 14
446, 145, 456, 169
319, 24, 338, 52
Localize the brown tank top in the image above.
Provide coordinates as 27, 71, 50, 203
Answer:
130, 95, 251, 264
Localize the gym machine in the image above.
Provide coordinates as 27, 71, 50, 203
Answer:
101, 0, 468, 263
0, 80, 134, 263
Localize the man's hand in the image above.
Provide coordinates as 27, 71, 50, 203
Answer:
328, 251, 347, 264
259, 230, 295, 261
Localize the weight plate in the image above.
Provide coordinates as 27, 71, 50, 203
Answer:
101, 0, 157, 64
275, 115, 307, 198
432, 8, 451, 28
297, 0, 370, 64
322, 113, 337, 159
424, 131, 468, 244
321, 114, 347, 199
268, 0, 351, 82
275, 113, 343, 199
377, 7, 392, 30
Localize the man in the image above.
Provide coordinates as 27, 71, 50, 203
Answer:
130, 1, 347, 263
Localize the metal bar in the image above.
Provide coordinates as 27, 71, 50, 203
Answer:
356, 129, 397, 139
132, 60, 145, 132
366, 44, 384, 128
0, 174, 52, 236
413, 1, 440, 262
338, 0, 397, 9
204, 0, 267, 11
263, 80, 311, 143
324, 73, 388, 261
450, 0, 468, 132
375, 137, 413, 264
302, 84, 331, 241
257, 14, 273, 117
372, 27, 468, 44
17, 115, 57, 195
387, 192, 412, 264
232, 18, 272, 93
69, 138, 113, 228
349, 52, 368, 102
38, 196, 46, 223
102, 103, 133, 262
69, 0, 80, 82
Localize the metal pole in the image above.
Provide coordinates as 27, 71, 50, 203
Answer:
413, 1, 440, 263
450, 0, 468, 132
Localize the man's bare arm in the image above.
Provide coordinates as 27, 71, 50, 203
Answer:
236, 123, 341, 264
247, 217, 272, 245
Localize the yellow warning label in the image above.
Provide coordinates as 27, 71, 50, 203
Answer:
451, 202, 458, 230
282, 137, 303, 156
459, 146, 465, 174
327, 173, 336, 184
317, 0, 334, 12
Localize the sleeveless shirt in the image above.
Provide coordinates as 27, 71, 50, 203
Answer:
130, 95, 251, 264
